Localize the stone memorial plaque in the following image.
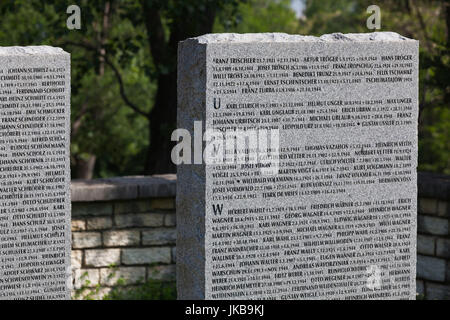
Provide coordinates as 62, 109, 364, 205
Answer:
177, 33, 418, 300
0, 46, 71, 300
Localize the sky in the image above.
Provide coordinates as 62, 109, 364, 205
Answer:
291, 0, 306, 18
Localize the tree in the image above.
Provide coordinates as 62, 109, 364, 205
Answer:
136, 0, 244, 174
69, 0, 244, 175
59, 1, 155, 178
214, 0, 301, 33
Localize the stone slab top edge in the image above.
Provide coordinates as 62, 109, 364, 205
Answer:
71, 174, 177, 202
0, 45, 69, 56
181, 32, 417, 44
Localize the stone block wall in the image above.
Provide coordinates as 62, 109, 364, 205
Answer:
416, 172, 450, 299
70, 175, 177, 299
70, 172, 449, 299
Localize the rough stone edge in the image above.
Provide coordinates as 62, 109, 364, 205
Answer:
71, 174, 176, 202
176, 39, 207, 299
0, 45, 68, 55
183, 32, 416, 44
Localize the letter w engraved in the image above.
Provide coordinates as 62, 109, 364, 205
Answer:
212, 204, 223, 215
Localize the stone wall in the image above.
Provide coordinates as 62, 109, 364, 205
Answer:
416, 172, 450, 299
70, 172, 449, 299
70, 175, 177, 299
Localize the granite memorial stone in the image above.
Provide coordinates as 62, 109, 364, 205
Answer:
0, 46, 71, 300
177, 32, 418, 300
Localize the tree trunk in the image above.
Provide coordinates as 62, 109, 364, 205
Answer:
445, 0, 450, 48
145, 72, 177, 174
141, 1, 218, 174
73, 1, 111, 179
75, 155, 97, 180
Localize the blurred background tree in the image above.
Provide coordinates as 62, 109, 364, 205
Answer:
0, 0, 448, 177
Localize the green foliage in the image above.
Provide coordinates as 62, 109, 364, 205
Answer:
73, 271, 102, 300
103, 280, 176, 300
73, 265, 176, 300
419, 106, 450, 174
302, 0, 367, 34
70, 60, 153, 177
416, 292, 426, 300
214, 0, 300, 33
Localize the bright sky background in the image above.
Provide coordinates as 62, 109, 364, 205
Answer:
291, 0, 306, 18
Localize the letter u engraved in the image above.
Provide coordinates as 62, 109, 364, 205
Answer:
214, 98, 221, 109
